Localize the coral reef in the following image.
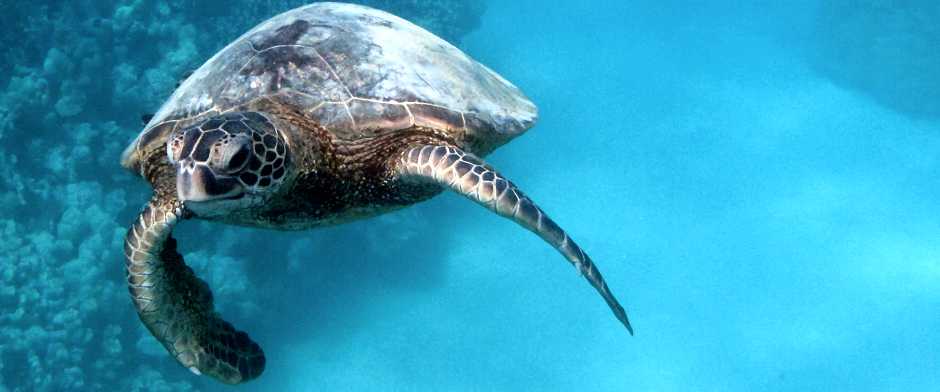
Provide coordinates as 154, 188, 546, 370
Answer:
811, 1, 940, 119
0, 1, 481, 390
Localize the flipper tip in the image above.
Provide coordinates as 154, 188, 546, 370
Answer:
621, 316, 635, 336
611, 305, 634, 336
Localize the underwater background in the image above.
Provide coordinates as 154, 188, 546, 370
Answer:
1, 0, 938, 390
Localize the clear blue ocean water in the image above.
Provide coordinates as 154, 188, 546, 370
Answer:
1, 1, 938, 391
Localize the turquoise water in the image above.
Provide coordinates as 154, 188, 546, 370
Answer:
1, 1, 938, 391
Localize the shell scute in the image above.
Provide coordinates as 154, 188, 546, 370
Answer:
122, 3, 536, 172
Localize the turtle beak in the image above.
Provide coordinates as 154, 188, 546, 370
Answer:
176, 161, 243, 203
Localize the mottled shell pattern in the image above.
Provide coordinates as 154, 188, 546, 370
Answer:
122, 2, 538, 174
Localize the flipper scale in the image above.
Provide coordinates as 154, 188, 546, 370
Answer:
124, 198, 266, 383
396, 145, 634, 334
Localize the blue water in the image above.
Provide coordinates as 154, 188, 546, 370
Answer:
1, 1, 938, 391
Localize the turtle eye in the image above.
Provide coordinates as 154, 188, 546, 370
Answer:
226, 144, 250, 172
209, 134, 252, 174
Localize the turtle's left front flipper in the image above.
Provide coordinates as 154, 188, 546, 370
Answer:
396, 145, 634, 334
124, 197, 266, 383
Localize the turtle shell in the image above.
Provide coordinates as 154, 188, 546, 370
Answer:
122, 2, 537, 172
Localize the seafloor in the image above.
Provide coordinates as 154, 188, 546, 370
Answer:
0, 1, 938, 391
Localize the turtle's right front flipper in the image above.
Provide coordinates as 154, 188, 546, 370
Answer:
396, 145, 633, 334
124, 197, 265, 383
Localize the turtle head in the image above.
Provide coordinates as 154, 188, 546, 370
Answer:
167, 112, 291, 215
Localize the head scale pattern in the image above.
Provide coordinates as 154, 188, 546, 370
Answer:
168, 112, 289, 198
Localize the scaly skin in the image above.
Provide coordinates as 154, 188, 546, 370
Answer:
396, 144, 633, 334
124, 197, 266, 384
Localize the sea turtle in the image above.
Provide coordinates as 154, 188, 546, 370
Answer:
121, 2, 632, 384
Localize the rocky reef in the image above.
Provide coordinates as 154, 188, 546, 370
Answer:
0, 1, 481, 390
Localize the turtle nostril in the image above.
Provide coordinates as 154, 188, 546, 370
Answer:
179, 159, 197, 171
